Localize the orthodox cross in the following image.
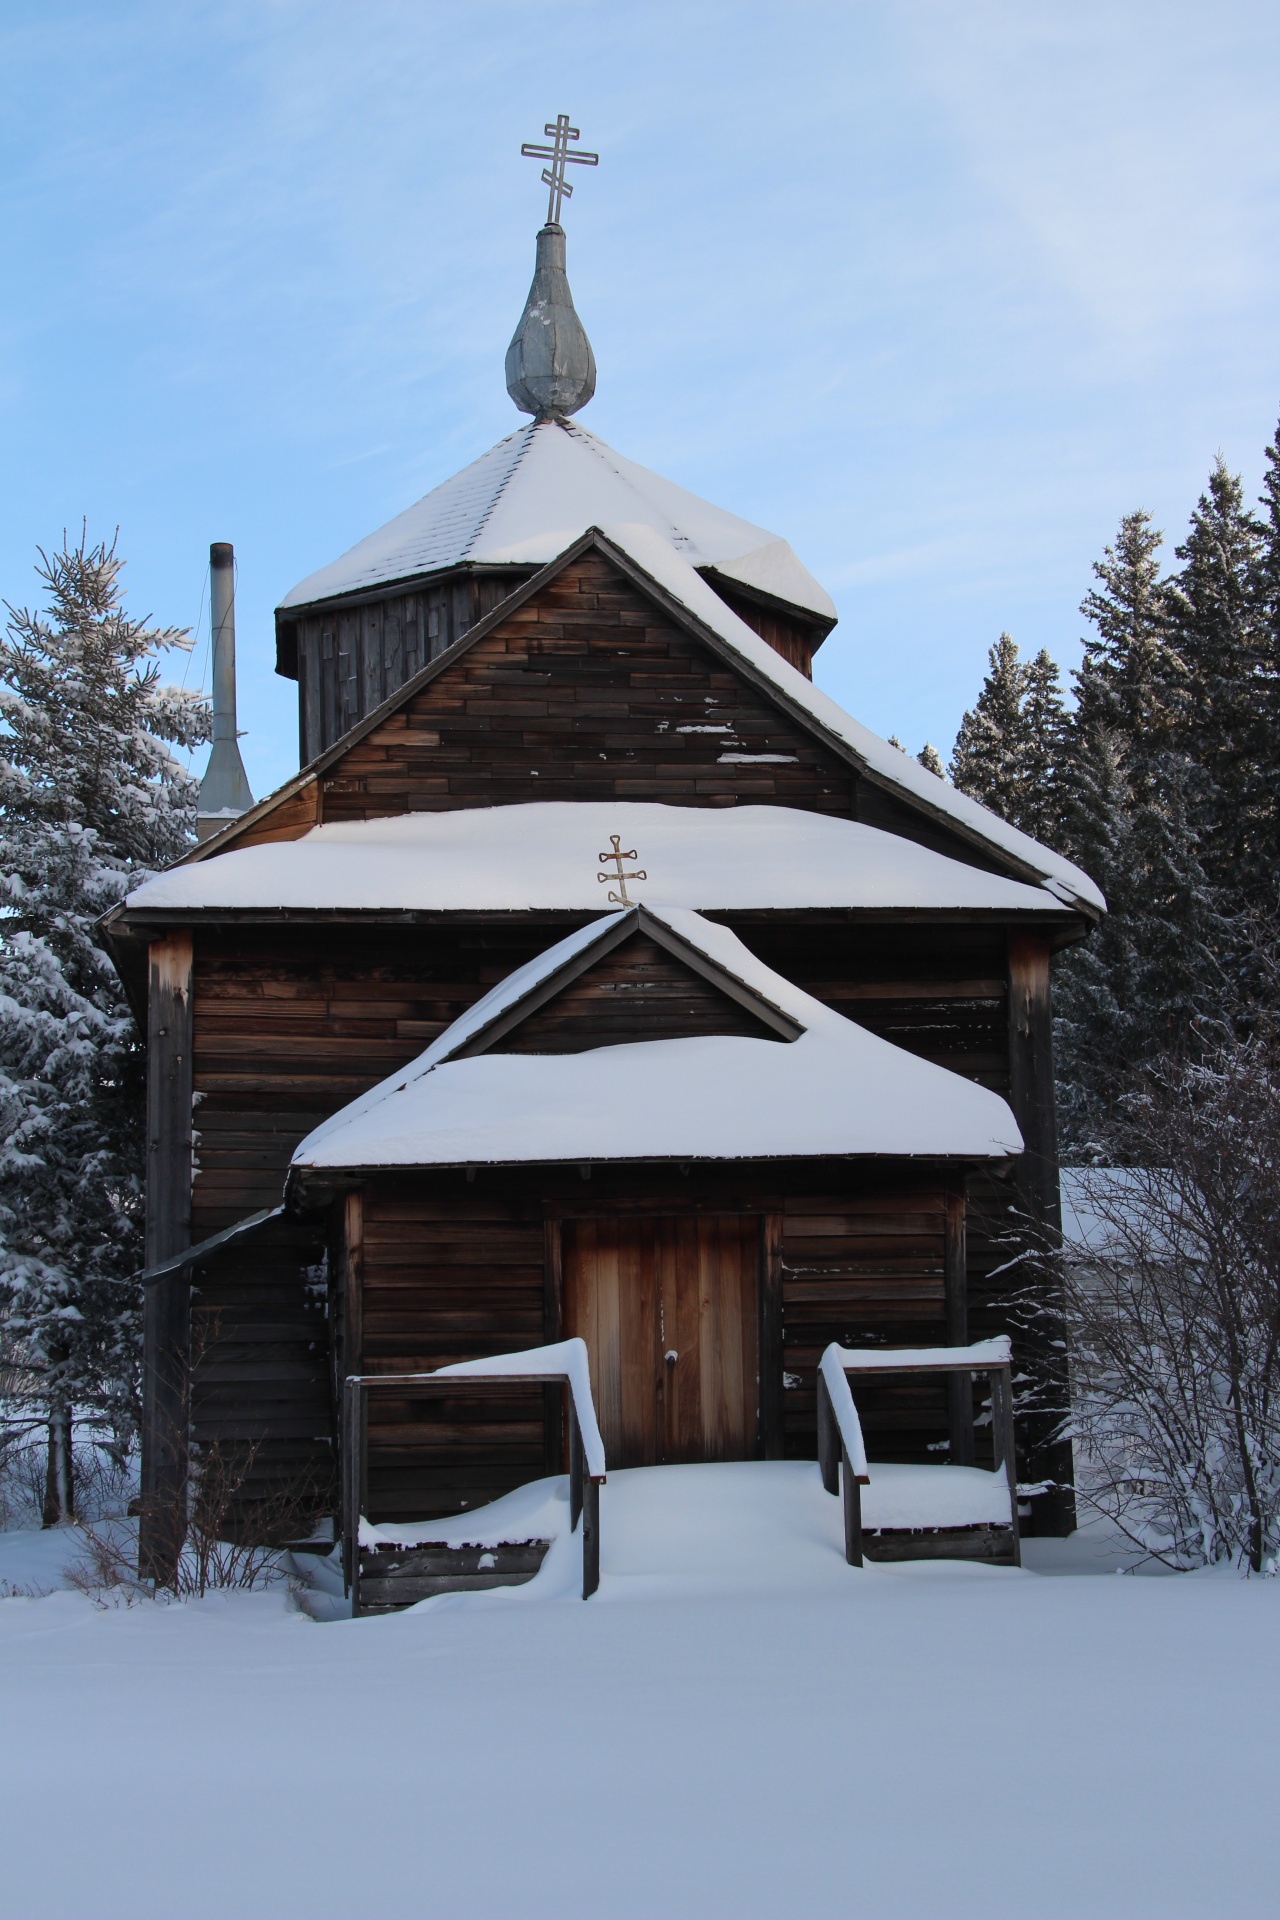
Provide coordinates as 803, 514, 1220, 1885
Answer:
521, 113, 599, 227
598, 835, 646, 907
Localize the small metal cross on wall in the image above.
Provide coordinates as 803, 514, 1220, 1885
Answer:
598, 835, 646, 907
521, 113, 599, 227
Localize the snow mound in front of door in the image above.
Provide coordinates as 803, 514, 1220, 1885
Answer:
399, 1460, 1016, 1611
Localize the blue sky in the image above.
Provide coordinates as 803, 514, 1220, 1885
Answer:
2, 1, 1278, 802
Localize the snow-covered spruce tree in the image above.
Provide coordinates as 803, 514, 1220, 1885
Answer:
1251, 419, 1280, 908
950, 633, 1067, 844
1052, 729, 1224, 1148
916, 742, 945, 777
1166, 459, 1269, 909
0, 533, 208, 1522
1074, 510, 1180, 788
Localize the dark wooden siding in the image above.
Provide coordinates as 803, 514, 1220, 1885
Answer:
189, 922, 577, 1238
289, 570, 536, 765
349, 1165, 968, 1522
282, 562, 833, 763
359, 1187, 548, 1521
780, 1185, 952, 1462
704, 576, 823, 679
497, 933, 783, 1053
315, 554, 856, 821
187, 1213, 334, 1527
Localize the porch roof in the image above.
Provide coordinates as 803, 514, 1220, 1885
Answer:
292, 906, 1023, 1173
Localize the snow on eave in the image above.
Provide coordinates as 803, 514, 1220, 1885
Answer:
118, 803, 1076, 918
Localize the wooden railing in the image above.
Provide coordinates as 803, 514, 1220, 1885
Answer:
816, 1338, 1021, 1568
343, 1338, 607, 1611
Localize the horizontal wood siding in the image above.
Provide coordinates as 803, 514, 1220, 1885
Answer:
359, 1188, 548, 1521
499, 932, 782, 1052
187, 1214, 333, 1528
288, 563, 829, 762
189, 923, 582, 1238
315, 554, 855, 819
781, 1185, 954, 1463
293, 571, 535, 764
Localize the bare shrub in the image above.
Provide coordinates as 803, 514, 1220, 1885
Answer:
1061, 1035, 1280, 1571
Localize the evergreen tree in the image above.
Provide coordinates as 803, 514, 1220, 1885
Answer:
1074, 510, 1178, 794
1252, 418, 1280, 903
950, 633, 1066, 843
917, 742, 945, 777
1165, 459, 1268, 905
1053, 732, 1223, 1148
0, 533, 207, 1520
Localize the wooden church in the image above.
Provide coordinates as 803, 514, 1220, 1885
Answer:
104, 127, 1104, 1580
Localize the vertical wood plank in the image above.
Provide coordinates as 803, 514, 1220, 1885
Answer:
945, 1181, 975, 1466
139, 931, 194, 1584
342, 1190, 364, 1380
758, 1212, 784, 1459
543, 1219, 564, 1475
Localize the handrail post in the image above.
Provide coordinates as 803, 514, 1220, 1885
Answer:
841, 1443, 864, 1567
817, 1368, 840, 1495
582, 1476, 600, 1599
569, 1401, 584, 1534
342, 1375, 358, 1597
993, 1364, 1021, 1565
344, 1378, 368, 1617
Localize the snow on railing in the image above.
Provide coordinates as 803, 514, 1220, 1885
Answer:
816, 1340, 1020, 1569
343, 1337, 607, 1609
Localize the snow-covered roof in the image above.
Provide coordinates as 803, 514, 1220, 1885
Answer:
292, 906, 1023, 1172
278, 417, 836, 624
123, 802, 1070, 916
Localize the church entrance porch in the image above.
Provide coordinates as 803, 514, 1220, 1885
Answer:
561, 1213, 761, 1469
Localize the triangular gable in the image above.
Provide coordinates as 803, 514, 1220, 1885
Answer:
440, 906, 803, 1059
183, 527, 1101, 914
290, 907, 1025, 1174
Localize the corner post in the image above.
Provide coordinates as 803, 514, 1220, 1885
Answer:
758, 1213, 784, 1459
544, 1220, 564, 1475
1007, 930, 1075, 1533
945, 1182, 975, 1466
139, 931, 194, 1585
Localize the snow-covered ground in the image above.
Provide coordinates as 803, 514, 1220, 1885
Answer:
2, 1461, 1276, 1918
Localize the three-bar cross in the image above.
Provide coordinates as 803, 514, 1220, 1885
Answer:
598, 835, 646, 907
521, 113, 599, 227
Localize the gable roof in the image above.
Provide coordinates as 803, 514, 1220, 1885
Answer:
291, 906, 1024, 1173
120, 802, 1073, 918
184, 525, 1103, 915
278, 416, 837, 626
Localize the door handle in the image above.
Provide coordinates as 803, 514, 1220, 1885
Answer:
664, 1350, 678, 1366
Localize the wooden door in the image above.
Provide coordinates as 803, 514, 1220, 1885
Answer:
562, 1215, 760, 1469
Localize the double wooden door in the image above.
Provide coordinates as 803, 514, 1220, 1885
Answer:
561, 1214, 760, 1469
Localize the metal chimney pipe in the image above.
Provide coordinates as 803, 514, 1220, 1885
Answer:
210, 542, 238, 748
196, 542, 254, 840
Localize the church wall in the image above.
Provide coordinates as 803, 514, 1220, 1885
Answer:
312, 554, 857, 820
167, 905, 1070, 1532
284, 569, 537, 767
344, 1163, 963, 1524
279, 562, 831, 764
